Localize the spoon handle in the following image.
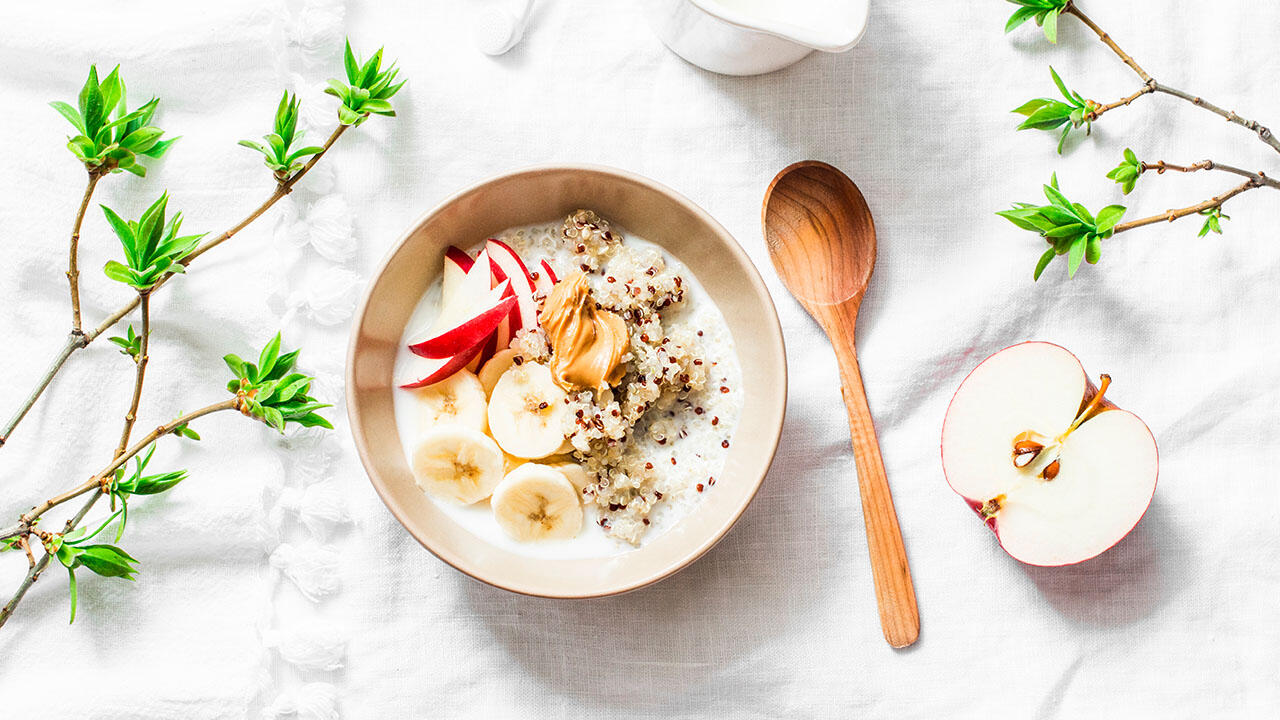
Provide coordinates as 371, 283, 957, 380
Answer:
832, 338, 920, 648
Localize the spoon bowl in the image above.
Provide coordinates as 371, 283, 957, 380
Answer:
762, 161, 920, 648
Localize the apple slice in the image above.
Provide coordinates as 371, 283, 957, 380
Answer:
399, 344, 484, 389
442, 246, 473, 301
940, 342, 1158, 567
540, 260, 558, 285
408, 282, 515, 359
486, 239, 539, 328
532, 260, 557, 296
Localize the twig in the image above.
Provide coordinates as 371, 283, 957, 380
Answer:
114, 292, 151, 459
1139, 160, 1280, 190
1064, 1, 1280, 154
1086, 85, 1155, 121
0, 333, 82, 449
0, 492, 100, 629
1113, 179, 1261, 233
67, 171, 103, 335
0, 398, 238, 543
0, 124, 348, 451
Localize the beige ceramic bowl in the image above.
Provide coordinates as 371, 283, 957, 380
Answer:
346, 165, 786, 597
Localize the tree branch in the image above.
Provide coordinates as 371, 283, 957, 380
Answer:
1139, 160, 1280, 190
0, 398, 238, 544
0, 124, 349, 451
114, 292, 151, 460
0, 492, 100, 629
1113, 179, 1262, 233
1064, 1, 1280, 154
67, 171, 103, 335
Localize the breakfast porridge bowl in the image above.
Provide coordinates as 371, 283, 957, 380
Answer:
346, 165, 786, 598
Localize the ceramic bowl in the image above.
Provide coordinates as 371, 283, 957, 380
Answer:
346, 165, 786, 597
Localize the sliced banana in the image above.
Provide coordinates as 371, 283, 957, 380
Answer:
411, 426, 504, 505
547, 460, 590, 493
491, 463, 583, 541
478, 348, 520, 397
411, 369, 488, 434
486, 362, 571, 459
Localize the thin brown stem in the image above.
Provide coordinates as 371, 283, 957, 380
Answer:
1064, 2, 1280, 154
1063, 2, 1151, 83
1149, 83, 1280, 154
68, 171, 103, 334
0, 332, 84, 450
0, 492, 100, 630
1140, 160, 1280, 190
85, 124, 349, 342
1086, 85, 1155, 121
0, 124, 349, 450
0, 398, 238, 544
115, 292, 151, 459
1113, 179, 1261, 233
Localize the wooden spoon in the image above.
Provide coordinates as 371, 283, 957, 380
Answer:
762, 161, 920, 648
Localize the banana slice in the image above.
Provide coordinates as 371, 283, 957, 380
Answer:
411, 426, 504, 504
411, 369, 488, 434
486, 362, 570, 459
547, 461, 590, 493
478, 348, 520, 397
491, 463, 583, 541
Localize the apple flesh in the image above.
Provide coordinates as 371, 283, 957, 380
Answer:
941, 342, 1158, 566
408, 282, 514, 359
486, 239, 539, 329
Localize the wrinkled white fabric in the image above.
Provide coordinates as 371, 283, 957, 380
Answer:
1, 1, 1278, 717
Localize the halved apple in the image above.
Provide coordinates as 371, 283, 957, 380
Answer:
408, 282, 515, 359
941, 342, 1158, 566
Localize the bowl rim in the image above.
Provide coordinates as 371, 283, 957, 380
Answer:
345, 163, 787, 598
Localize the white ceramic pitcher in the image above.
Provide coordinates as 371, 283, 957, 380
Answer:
643, 0, 870, 76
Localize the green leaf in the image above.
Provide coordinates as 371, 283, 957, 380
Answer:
67, 568, 79, 624
1066, 235, 1086, 277
1005, 6, 1040, 33
79, 65, 103, 134
1049, 66, 1071, 101
1043, 183, 1073, 210
1044, 223, 1084, 238
1123, 148, 1138, 164
76, 544, 139, 580
1085, 236, 1102, 264
343, 38, 359, 84
1033, 248, 1056, 281
1042, 7, 1059, 42
1095, 205, 1127, 234
49, 100, 86, 134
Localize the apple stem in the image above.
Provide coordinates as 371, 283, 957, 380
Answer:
1064, 374, 1112, 439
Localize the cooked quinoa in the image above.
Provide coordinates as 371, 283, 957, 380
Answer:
503, 210, 738, 545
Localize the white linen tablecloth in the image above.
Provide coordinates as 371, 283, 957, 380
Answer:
1, 1, 1278, 717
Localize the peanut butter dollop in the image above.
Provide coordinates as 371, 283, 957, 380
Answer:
540, 270, 628, 392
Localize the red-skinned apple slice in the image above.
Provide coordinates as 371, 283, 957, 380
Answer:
540, 260, 558, 285
399, 344, 484, 388
532, 260, 557, 295
940, 342, 1158, 567
408, 282, 515, 359
442, 246, 473, 302
486, 239, 539, 327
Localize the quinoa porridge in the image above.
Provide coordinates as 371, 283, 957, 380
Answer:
393, 210, 743, 557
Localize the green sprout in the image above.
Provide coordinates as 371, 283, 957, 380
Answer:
50, 65, 176, 176
998, 174, 1127, 280
1012, 67, 1096, 154
325, 39, 405, 126
1004, 0, 1070, 42
101, 193, 205, 290
224, 333, 333, 433
238, 92, 325, 182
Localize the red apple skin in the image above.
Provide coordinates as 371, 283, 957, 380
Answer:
487, 238, 536, 286
408, 294, 516, 359
488, 257, 526, 335
399, 344, 484, 389
445, 246, 474, 273
940, 341, 1160, 567
540, 260, 558, 284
